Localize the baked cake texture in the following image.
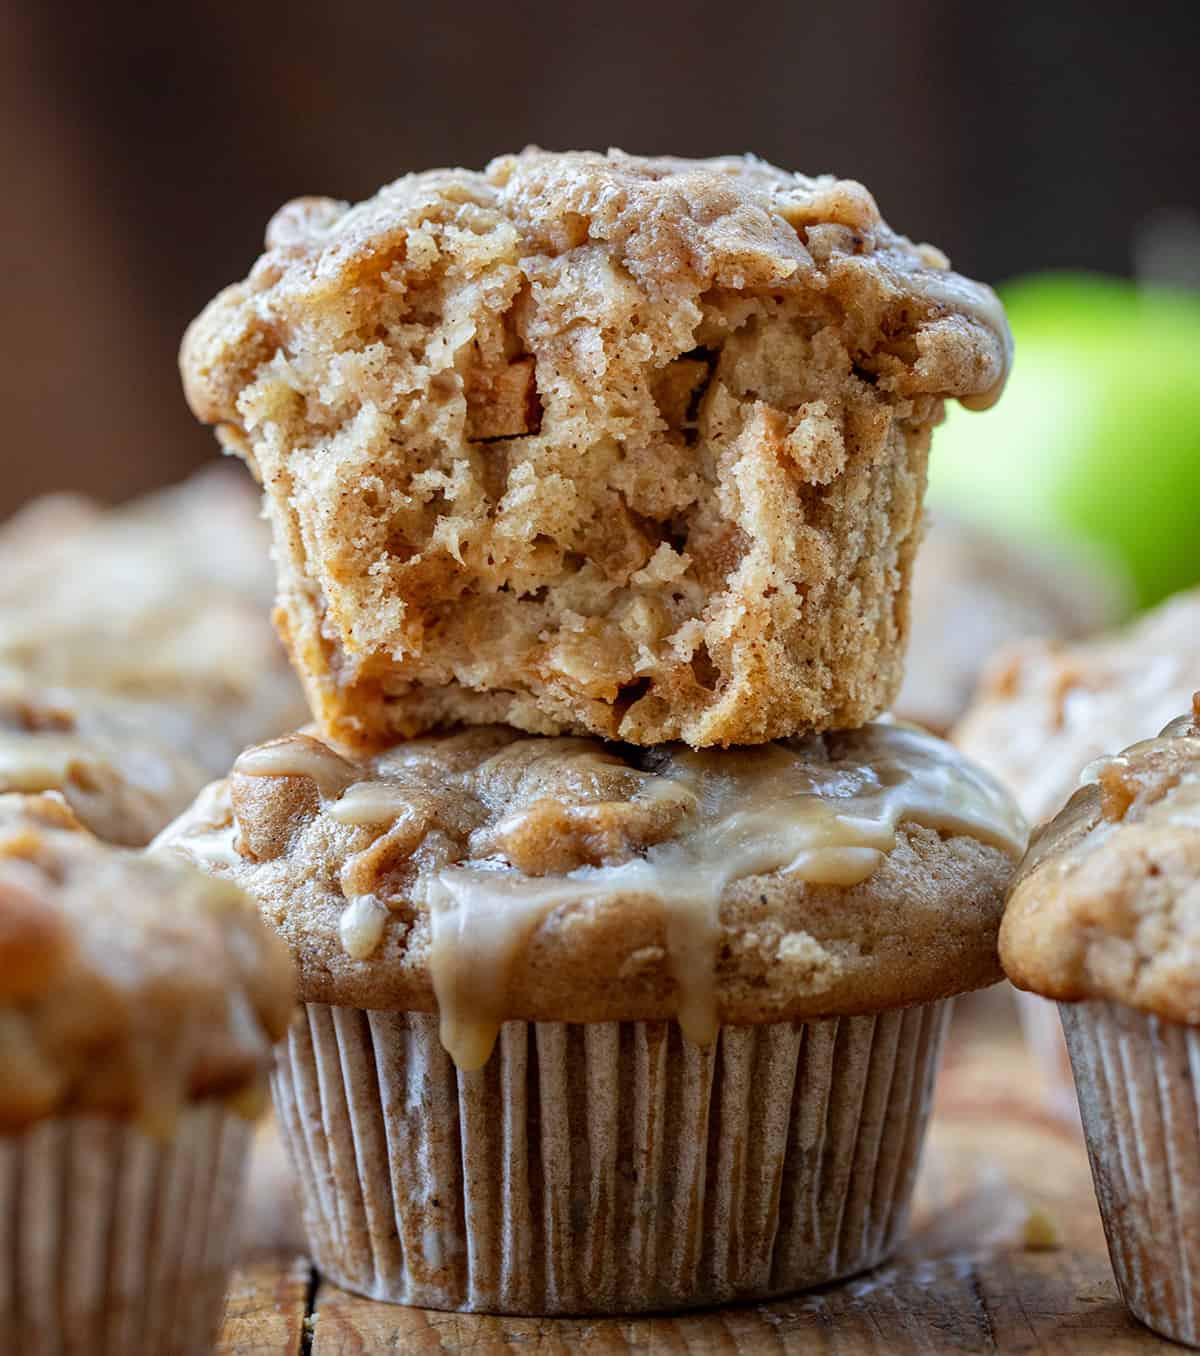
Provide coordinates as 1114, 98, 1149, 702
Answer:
182, 149, 1012, 750
1002, 698, 1200, 1348
1002, 695, 1200, 1021
0, 792, 296, 1354
0, 792, 294, 1131
158, 720, 1024, 1068
955, 588, 1200, 825
159, 721, 1022, 1315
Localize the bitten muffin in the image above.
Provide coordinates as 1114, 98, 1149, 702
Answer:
160, 721, 1024, 1314
0, 793, 295, 1356
894, 514, 1126, 735
0, 464, 306, 775
181, 148, 1011, 752
1001, 697, 1200, 1347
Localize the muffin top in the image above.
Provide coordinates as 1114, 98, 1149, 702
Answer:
1002, 695, 1200, 1023
159, 722, 1025, 1068
895, 515, 1126, 735
180, 149, 1011, 753
955, 588, 1200, 824
185, 149, 1011, 428
0, 793, 295, 1132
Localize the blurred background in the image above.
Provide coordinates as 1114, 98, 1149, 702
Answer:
3, 0, 1199, 597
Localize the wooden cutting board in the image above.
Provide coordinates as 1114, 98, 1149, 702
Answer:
216, 996, 1179, 1354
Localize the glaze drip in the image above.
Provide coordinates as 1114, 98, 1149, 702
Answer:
226, 724, 1025, 1070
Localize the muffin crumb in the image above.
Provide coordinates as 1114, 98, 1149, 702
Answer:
183, 149, 1011, 750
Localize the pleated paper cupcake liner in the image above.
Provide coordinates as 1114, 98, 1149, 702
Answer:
272, 999, 950, 1315
1061, 999, 1200, 1347
0, 1103, 252, 1356
1014, 988, 1080, 1122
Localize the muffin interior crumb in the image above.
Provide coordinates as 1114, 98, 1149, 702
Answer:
184, 150, 1010, 749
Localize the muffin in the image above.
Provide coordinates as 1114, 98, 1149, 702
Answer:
159, 720, 1024, 1314
894, 513, 1126, 735
955, 587, 1200, 825
0, 464, 306, 775
181, 148, 1011, 753
956, 586, 1200, 1099
1002, 696, 1200, 1346
0, 677, 213, 846
0, 792, 295, 1355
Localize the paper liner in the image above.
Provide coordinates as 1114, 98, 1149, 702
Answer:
1061, 1000, 1200, 1347
0, 1103, 251, 1356
273, 1000, 950, 1314
1014, 988, 1080, 1122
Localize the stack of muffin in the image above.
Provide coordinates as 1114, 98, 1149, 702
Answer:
165, 149, 1025, 1315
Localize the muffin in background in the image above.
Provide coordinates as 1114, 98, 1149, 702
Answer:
0, 465, 306, 772
894, 513, 1126, 736
956, 587, 1200, 1095
0, 792, 295, 1355
182, 149, 1010, 753
159, 720, 1024, 1314
0, 678, 214, 847
1002, 697, 1200, 1346
0, 467, 307, 844
955, 587, 1200, 826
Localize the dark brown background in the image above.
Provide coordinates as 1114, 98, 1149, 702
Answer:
3, 0, 1197, 514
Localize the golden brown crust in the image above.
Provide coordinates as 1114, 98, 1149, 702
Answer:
955, 588, 1200, 824
181, 149, 1010, 751
1001, 696, 1200, 1023
158, 724, 1021, 1025
0, 794, 295, 1132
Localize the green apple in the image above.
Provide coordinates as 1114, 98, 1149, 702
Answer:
927, 273, 1200, 607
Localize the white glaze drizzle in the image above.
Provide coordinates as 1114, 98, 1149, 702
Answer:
234, 737, 357, 800
338, 893, 390, 960
330, 780, 425, 826
229, 724, 1025, 1071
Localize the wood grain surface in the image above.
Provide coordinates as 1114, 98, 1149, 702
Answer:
217, 994, 1179, 1354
